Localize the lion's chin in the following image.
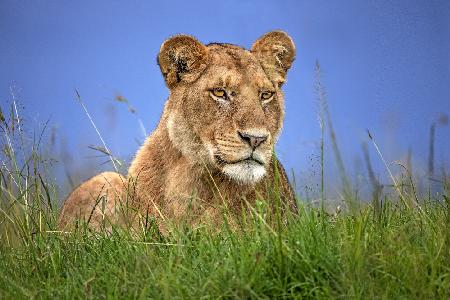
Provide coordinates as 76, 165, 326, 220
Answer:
222, 161, 266, 185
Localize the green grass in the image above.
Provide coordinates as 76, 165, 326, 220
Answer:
1, 98, 450, 299
1, 196, 449, 299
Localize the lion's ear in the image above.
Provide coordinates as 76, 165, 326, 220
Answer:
251, 31, 296, 85
158, 35, 208, 89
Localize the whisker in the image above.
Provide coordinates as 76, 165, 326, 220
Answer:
215, 144, 242, 150
216, 138, 240, 143
215, 140, 242, 146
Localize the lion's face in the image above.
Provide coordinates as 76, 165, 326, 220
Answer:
180, 46, 284, 184
159, 32, 295, 184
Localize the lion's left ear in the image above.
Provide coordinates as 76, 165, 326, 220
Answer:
251, 31, 296, 85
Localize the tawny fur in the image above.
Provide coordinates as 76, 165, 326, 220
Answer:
58, 172, 127, 230
58, 31, 297, 232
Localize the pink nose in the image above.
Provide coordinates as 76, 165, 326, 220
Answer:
238, 131, 268, 149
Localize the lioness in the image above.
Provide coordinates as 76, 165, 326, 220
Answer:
59, 31, 297, 232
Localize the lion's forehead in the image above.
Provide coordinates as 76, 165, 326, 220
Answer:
205, 45, 273, 89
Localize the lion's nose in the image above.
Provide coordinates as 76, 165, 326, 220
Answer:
238, 131, 268, 149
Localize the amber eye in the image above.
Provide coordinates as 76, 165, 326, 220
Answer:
211, 89, 227, 99
261, 91, 274, 101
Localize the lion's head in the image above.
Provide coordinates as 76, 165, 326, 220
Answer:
158, 31, 295, 185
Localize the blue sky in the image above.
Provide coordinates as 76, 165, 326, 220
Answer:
1, 0, 449, 196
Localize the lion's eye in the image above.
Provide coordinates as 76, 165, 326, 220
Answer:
260, 91, 274, 102
212, 89, 227, 99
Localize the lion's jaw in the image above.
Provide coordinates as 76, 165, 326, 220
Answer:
209, 137, 271, 185
221, 160, 267, 185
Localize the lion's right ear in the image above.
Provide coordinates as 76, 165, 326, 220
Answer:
157, 35, 208, 89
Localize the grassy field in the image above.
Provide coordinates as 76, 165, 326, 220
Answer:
1, 196, 449, 299
1, 95, 449, 299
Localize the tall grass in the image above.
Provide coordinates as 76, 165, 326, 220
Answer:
0, 98, 58, 247
1, 88, 449, 299
315, 62, 353, 209
1, 196, 449, 298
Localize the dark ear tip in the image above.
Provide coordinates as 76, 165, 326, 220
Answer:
252, 30, 295, 53
159, 34, 207, 62
159, 34, 201, 51
260, 30, 290, 39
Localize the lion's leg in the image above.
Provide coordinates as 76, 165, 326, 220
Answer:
58, 172, 127, 231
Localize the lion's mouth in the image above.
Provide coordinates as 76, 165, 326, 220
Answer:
214, 154, 264, 166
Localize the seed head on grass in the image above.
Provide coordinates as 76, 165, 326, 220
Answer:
75, 89, 120, 172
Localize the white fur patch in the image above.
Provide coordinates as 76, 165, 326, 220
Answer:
222, 161, 266, 185
167, 113, 208, 161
